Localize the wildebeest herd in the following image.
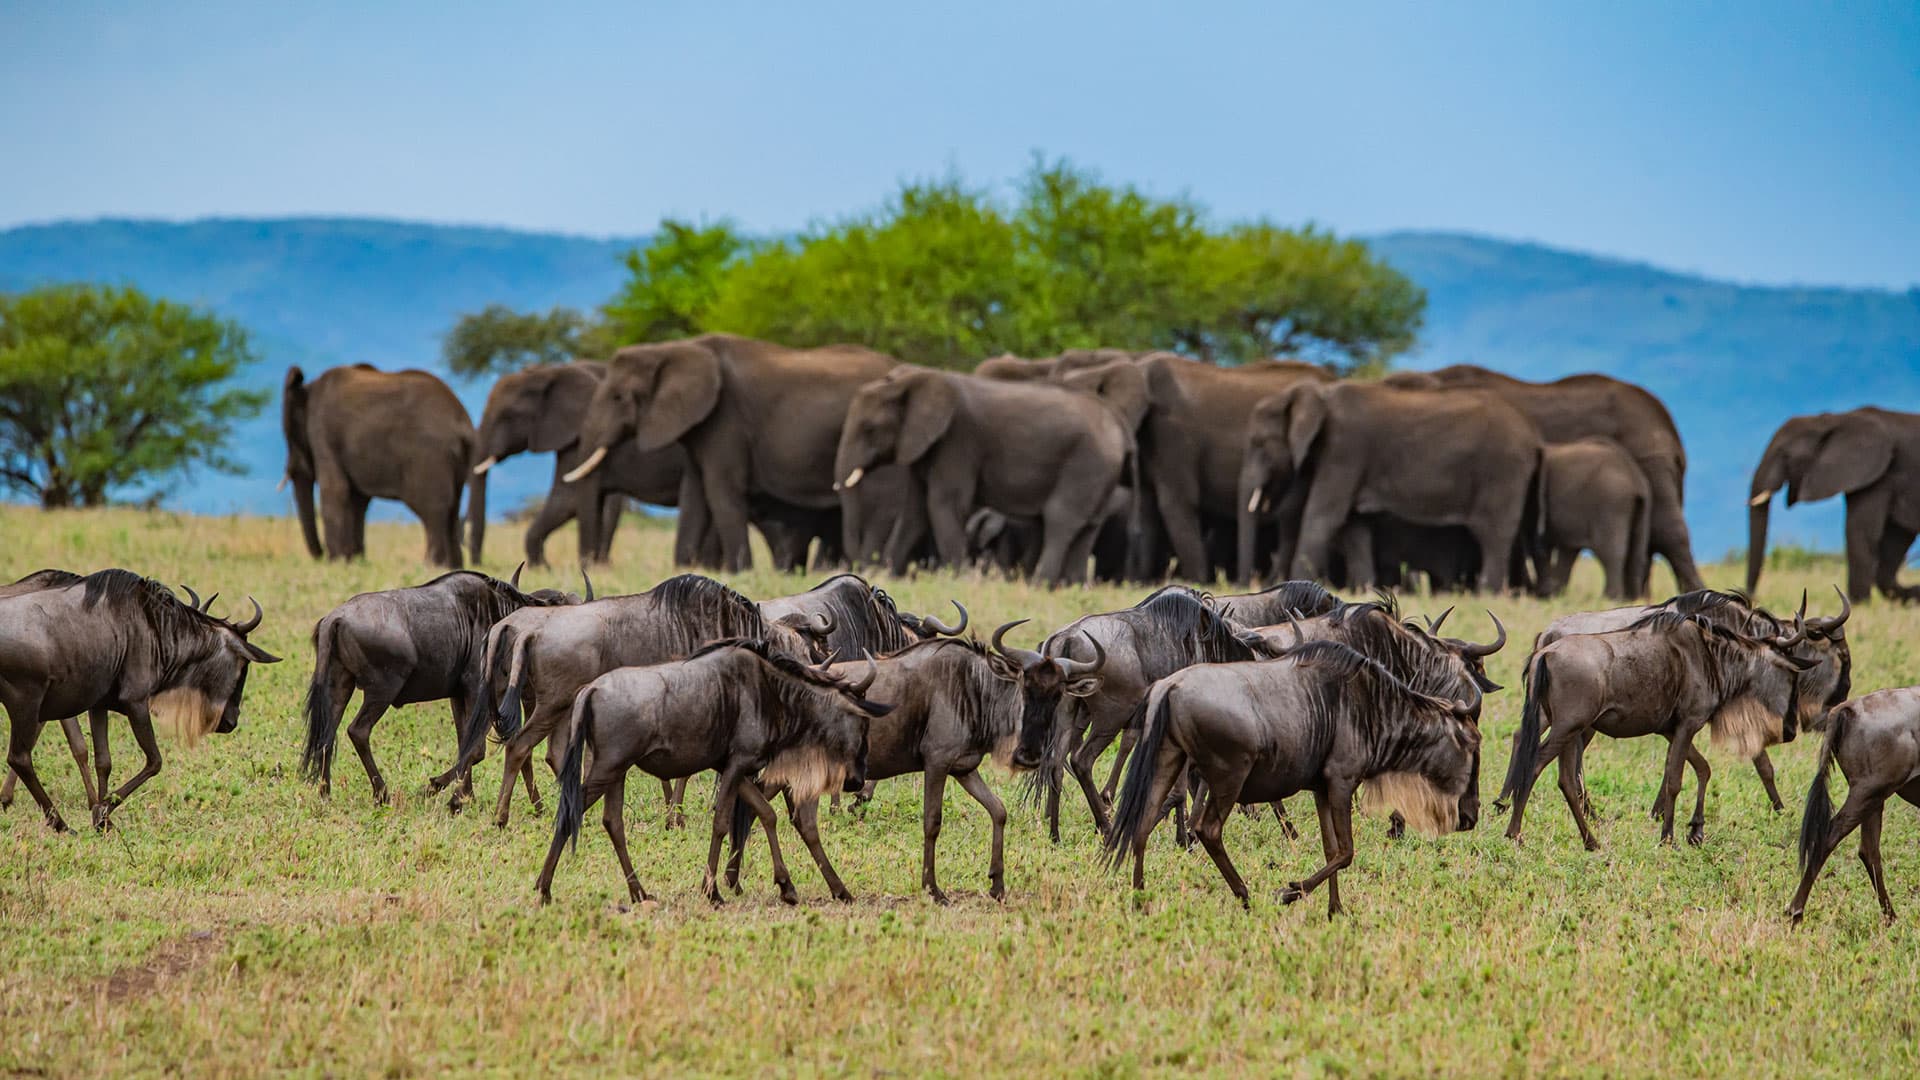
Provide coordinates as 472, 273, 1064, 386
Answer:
1, 560, 1908, 927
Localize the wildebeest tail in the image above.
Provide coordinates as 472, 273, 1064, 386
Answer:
553, 687, 594, 854
495, 630, 534, 740
299, 617, 342, 781
455, 625, 509, 765
729, 792, 756, 858
1105, 690, 1174, 870
1502, 653, 1550, 806
1798, 702, 1848, 870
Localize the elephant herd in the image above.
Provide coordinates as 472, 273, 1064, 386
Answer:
281, 335, 1919, 601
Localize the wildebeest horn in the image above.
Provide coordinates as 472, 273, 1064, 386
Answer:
1462, 611, 1506, 657
509, 561, 525, 589
1808, 584, 1850, 635
178, 584, 201, 610
812, 649, 840, 672
232, 597, 264, 635
849, 650, 878, 695
201, 592, 220, 613
581, 568, 594, 602
1285, 611, 1305, 650
808, 611, 835, 637
920, 600, 968, 637
990, 619, 1045, 667
1774, 612, 1808, 650
1057, 632, 1106, 679
1426, 605, 1455, 634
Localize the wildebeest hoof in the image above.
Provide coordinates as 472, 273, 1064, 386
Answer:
1279, 883, 1305, 906
1687, 826, 1705, 846
1786, 907, 1804, 926
1583, 838, 1601, 853
46, 814, 70, 833
777, 880, 798, 906
832, 888, 854, 903
927, 887, 949, 906
92, 805, 113, 831
1491, 799, 1510, 815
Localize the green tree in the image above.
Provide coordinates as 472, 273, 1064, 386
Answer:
441, 303, 593, 378
601, 218, 745, 345
0, 283, 267, 508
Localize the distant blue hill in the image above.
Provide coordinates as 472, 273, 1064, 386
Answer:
3, 217, 1916, 560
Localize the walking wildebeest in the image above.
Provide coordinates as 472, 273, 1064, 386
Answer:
452, 574, 825, 827
1105, 638, 1481, 916
990, 586, 1252, 841
0, 569, 279, 830
301, 566, 586, 804
1788, 687, 1920, 925
538, 639, 888, 905
1503, 610, 1820, 849
1503, 588, 1853, 816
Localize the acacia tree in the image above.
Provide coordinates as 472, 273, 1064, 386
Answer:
442, 303, 593, 378
0, 283, 266, 508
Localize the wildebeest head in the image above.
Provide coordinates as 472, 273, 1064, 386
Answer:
81, 570, 281, 735
1405, 604, 1509, 700
987, 620, 1106, 770
1632, 609, 1820, 753
1770, 587, 1853, 731
757, 574, 931, 660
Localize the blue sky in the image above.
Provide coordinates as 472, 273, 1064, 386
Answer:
4, 1, 1916, 287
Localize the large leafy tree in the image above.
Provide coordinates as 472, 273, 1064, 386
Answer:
0, 283, 267, 508
442, 303, 594, 378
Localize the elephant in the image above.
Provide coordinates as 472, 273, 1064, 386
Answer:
564, 334, 899, 572
1385, 365, 1700, 595
1340, 515, 1482, 593
1532, 437, 1651, 599
1240, 381, 1542, 591
1747, 407, 1920, 602
282, 364, 483, 568
834, 368, 1131, 584
471, 361, 682, 566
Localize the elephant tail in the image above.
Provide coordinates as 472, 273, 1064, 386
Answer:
1532, 445, 1550, 544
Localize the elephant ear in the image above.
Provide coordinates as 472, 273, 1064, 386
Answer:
531, 364, 600, 453
898, 372, 958, 464
1063, 361, 1150, 431
1283, 384, 1329, 470
637, 345, 723, 453
1797, 416, 1895, 503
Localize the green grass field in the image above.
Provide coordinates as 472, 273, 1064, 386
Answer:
3, 506, 1917, 1077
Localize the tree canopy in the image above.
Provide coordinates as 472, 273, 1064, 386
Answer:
0, 283, 266, 508
445, 159, 1424, 376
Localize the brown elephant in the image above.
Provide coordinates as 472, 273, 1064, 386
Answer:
565, 334, 898, 572
282, 364, 482, 568
1748, 407, 1920, 602
834, 369, 1131, 584
1386, 365, 1700, 594
1242, 381, 1542, 591
1534, 437, 1651, 599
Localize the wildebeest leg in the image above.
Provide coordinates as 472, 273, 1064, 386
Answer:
1128, 744, 1189, 892
1505, 722, 1586, 842
1280, 784, 1358, 919
732, 779, 798, 905
669, 776, 688, 829
703, 769, 743, 904
3, 691, 66, 832
659, 778, 683, 830
99, 702, 163, 828
88, 709, 113, 824
600, 779, 647, 905
1101, 727, 1137, 804
492, 703, 562, 829
1556, 741, 1600, 851
1751, 750, 1785, 813
1787, 785, 1882, 924
921, 768, 952, 904
1191, 764, 1253, 908
1858, 802, 1895, 925
954, 769, 1008, 901
1270, 801, 1298, 841
1683, 745, 1712, 846
535, 762, 619, 904
443, 694, 477, 801
786, 792, 851, 902
1045, 767, 1063, 845
344, 693, 394, 805
1070, 722, 1124, 835
1653, 725, 1705, 846
53, 713, 97, 813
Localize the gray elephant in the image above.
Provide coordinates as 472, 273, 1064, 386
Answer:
1241, 381, 1542, 591
1387, 365, 1700, 594
471, 361, 682, 566
1748, 407, 1920, 602
1533, 437, 1651, 599
283, 364, 483, 568
564, 334, 899, 572
834, 369, 1131, 584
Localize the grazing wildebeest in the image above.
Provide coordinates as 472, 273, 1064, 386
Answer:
1788, 687, 1920, 925
0, 569, 279, 831
1210, 580, 1340, 628
452, 574, 821, 827
989, 587, 1254, 841
538, 639, 888, 905
301, 566, 586, 804
1501, 588, 1852, 815
1504, 610, 1819, 849
1105, 638, 1481, 916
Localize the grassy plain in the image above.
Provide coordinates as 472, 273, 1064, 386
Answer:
2, 506, 1918, 1077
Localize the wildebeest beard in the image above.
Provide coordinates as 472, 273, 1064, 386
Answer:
1632, 609, 1803, 754
692, 638, 888, 802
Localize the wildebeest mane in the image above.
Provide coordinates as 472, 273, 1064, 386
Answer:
78, 568, 228, 680
1322, 601, 1464, 700
1115, 587, 1259, 669
691, 637, 892, 721
4, 568, 84, 593
805, 573, 916, 656
646, 574, 768, 654
876, 636, 1014, 750
1214, 580, 1338, 625
1286, 639, 1475, 775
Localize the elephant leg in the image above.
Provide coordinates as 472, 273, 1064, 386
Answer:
522, 485, 576, 569
1467, 507, 1523, 595
1338, 519, 1377, 593
1157, 487, 1211, 583
413, 496, 462, 569
1291, 467, 1359, 583
1843, 486, 1892, 603
1874, 521, 1917, 601
572, 481, 605, 567
672, 466, 713, 568
1640, 460, 1704, 593
318, 472, 359, 561
348, 490, 373, 561
887, 494, 931, 577
700, 473, 755, 573
595, 492, 626, 562
924, 478, 977, 570
1033, 497, 1096, 586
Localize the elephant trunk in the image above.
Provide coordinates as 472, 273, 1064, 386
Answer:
468, 461, 488, 566
1747, 449, 1788, 593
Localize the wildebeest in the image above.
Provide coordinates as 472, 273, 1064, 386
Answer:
1504, 610, 1819, 849
989, 586, 1251, 841
1, 570, 89, 811
0, 569, 279, 830
538, 639, 889, 905
452, 574, 822, 827
755, 572, 965, 659
1502, 588, 1852, 815
300, 566, 586, 804
1209, 580, 1339, 628
1105, 638, 1481, 916
1788, 687, 1920, 925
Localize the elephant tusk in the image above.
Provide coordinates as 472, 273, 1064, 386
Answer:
472, 456, 497, 476
839, 467, 865, 491
563, 446, 609, 483
1749, 489, 1774, 507
275, 473, 289, 493
1247, 491, 1260, 514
